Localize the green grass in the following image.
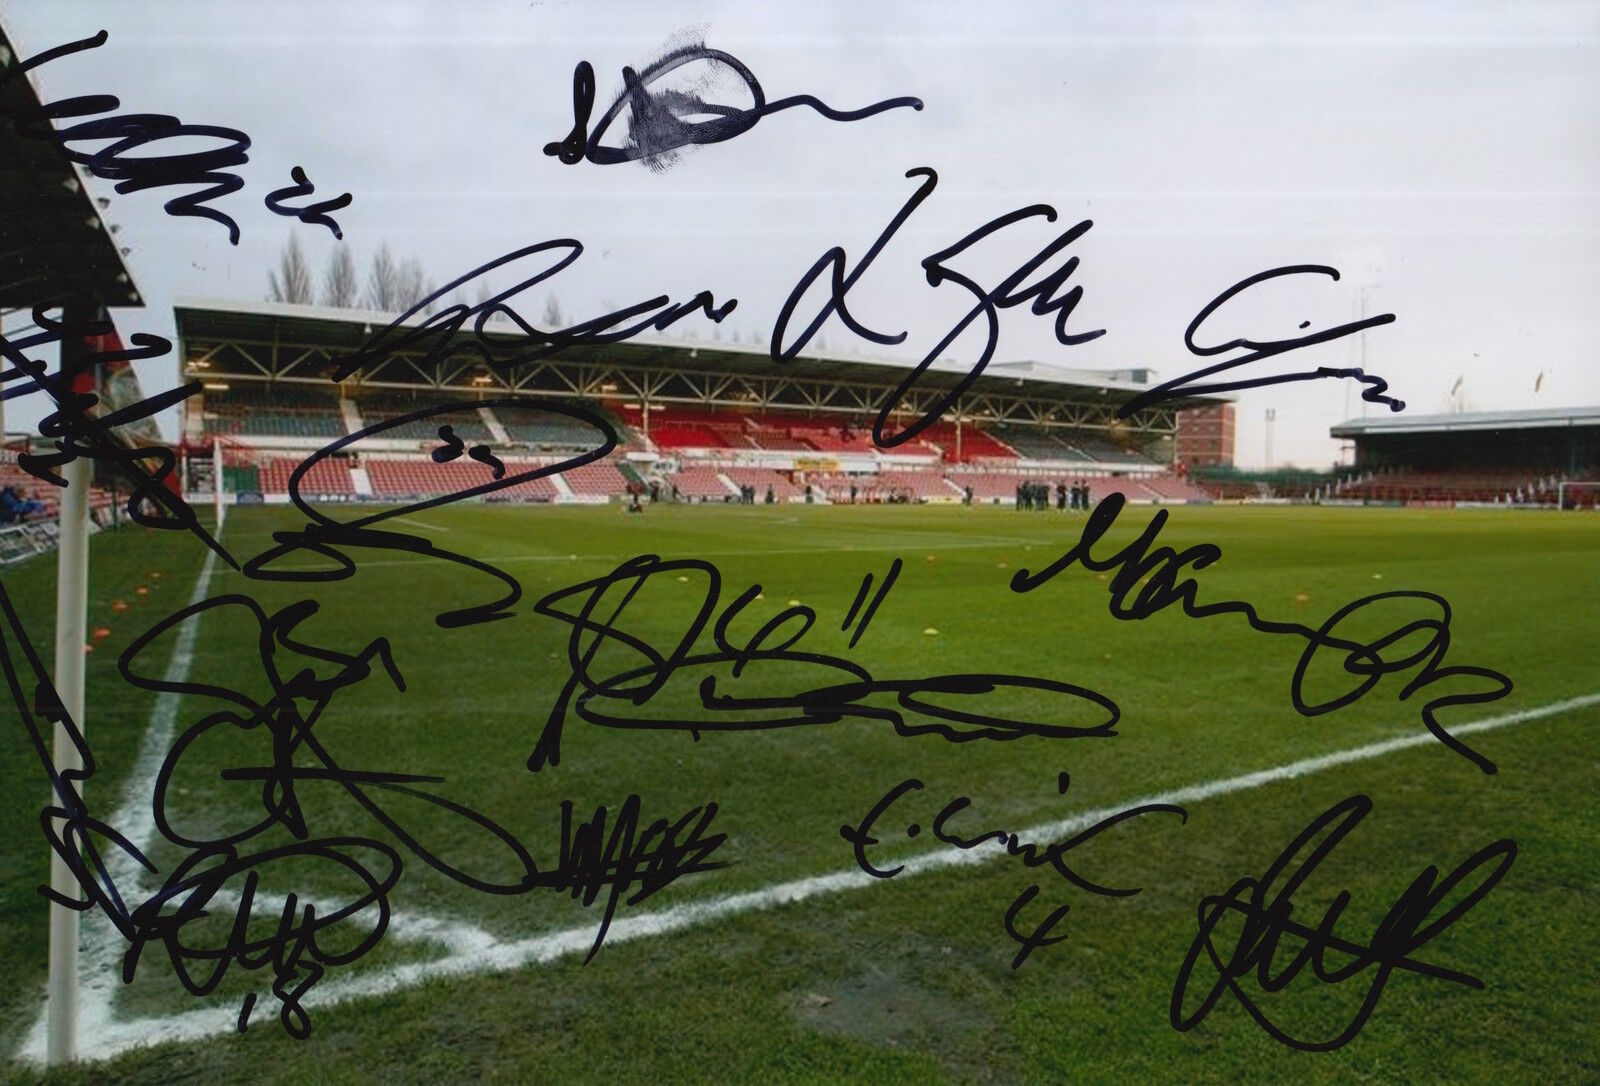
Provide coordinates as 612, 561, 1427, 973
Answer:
1, 502, 1596, 1083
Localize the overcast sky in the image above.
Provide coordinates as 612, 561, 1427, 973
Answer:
5, 0, 1598, 468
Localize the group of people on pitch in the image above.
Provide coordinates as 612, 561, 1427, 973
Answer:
1015, 479, 1093, 511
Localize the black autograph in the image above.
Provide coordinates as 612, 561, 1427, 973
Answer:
330, 241, 736, 383
3, 30, 251, 242
1119, 265, 1402, 417
4, 30, 352, 243
529, 553, 1120, 771
544, 43, 922, 168
1011, 493, 1513, 773
431, 423, 506, 479
263, 165, 353, 239
842, 773, 1185, 967
1172, 794, 1515, 1051
772, 166, 1106, 449
4, 384, 735, 1035
0, 305, 230, 563
89, 571, 717, 1035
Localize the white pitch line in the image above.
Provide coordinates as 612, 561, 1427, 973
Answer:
390, 516, 451, 533
265, 536, 1044, 572
19, 549, 219, 1063
16, 689, 1596, 1066
93, 549, 220, 893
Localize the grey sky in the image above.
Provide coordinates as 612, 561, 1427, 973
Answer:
6, 0, 1598, 468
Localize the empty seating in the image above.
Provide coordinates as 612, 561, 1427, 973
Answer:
561, 460, 631, 497
355, 393, 493, 443
911, 421, 1017, 462
877, 470, 963, 500
989, 426, 1092, 462
203, 384, 345, 439
722, 468, 803, 500
1137, 474, 1213, 502
259, 457, 356, 496
497, 403, 614, 448
1335, 469, 1565, 504
364, 458, 557, 500
668, 469, 736, 500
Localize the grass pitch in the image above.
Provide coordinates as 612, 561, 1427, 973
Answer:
1, 502, 1596, 1083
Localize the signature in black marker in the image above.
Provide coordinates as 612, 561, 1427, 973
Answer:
430, 423, 505, 479
529, 553, 1119, 771
1172, 793, 1515, 1051
0, 304, 229, 563
772, 166, 1105, 450
1011, 493, 1513, 773
103, 571, 719, 1033
3, 30, 251, 242
544, 42, 922, 169
243, 397, 617, 628
842, 772, 1185, 967
7, 385, 728, 1036
263, 165, 352, 239
331, 242, 736, 383
1119, 264, 1401, 418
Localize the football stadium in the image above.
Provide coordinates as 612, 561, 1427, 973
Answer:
3, 7, 1599, 1086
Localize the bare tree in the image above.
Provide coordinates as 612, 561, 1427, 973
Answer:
363, 243, 400, 311
543, 294, 564, 328
394, 256, 428, 313
322, 245, 357, 307
267, 233, 314, 305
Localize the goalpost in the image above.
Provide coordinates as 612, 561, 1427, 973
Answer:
1556, 480, 1600, 510
213, 439, 226, 535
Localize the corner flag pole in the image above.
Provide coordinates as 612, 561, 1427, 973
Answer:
47, 308, 95, 1066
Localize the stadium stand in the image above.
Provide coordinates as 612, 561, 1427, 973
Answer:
668, 468, 738, 501
560, 459, 632, 497
946, 471, 1025, 502
173, 302, 1251, 511
988, 425, 1093, 462
202, 384, 345, 439
877, 470, 965, 500
1069, 433, 1154, 464
354, 391, 494, 443
745, 427, 815, 452
1136, 474, 1214, 503
1333, 468, 1565, 505
259, 456, 357, 496
1329, 408, 1600, 508
722, 467, 804, 501
495, 403, 610, 448
364, 457, 558, 500
912, 421, 1017, 462
787, 423, 879, 454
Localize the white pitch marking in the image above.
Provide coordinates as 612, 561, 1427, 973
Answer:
265, 537, 1040, 573
20, 550, 218, 1062
17, 690, 1596, 1066
390, 516, 451, 533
